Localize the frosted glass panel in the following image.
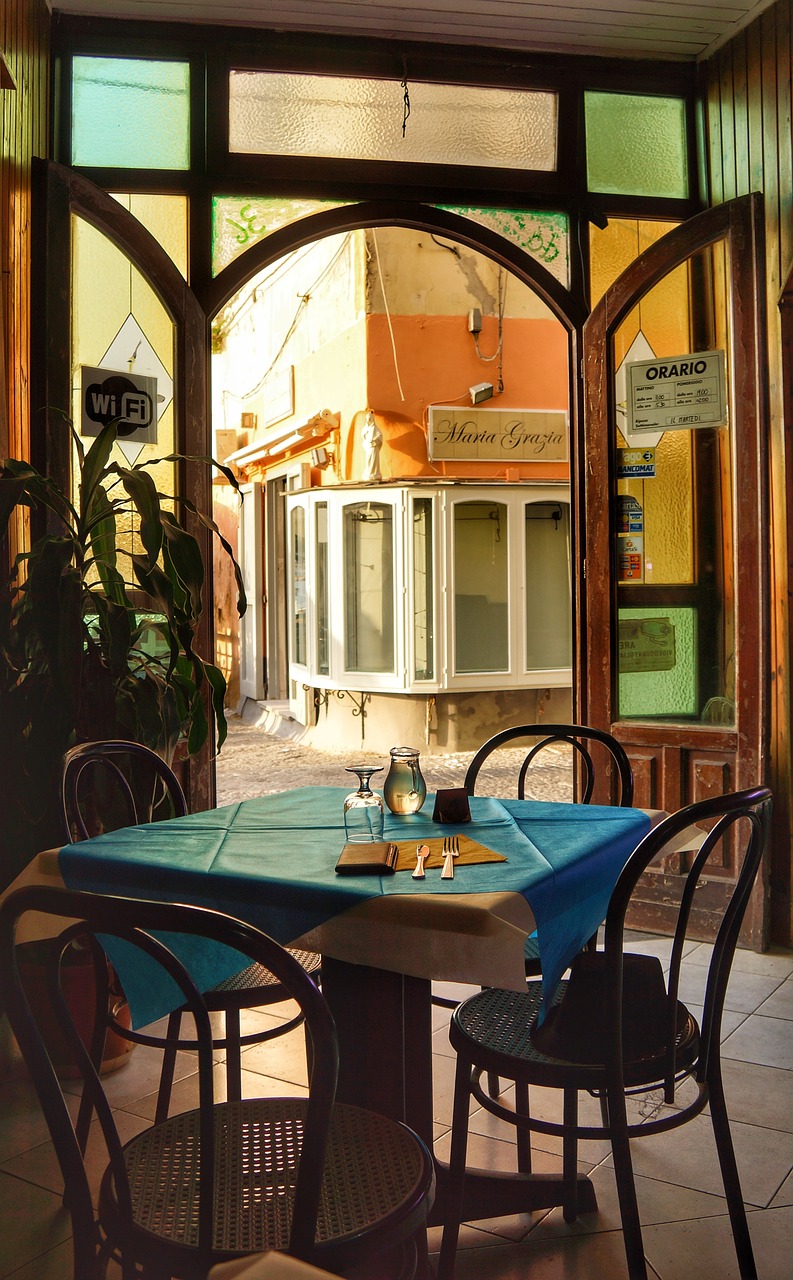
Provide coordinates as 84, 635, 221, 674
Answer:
454, 502, 509, 673
618, 608, 697, 717
344, 503, 395, 673
413, 498, 434, 681
316, 503, 329, 676
212, 195, 351, 275
230, 72, 557, 171
525, 503, 571, 669
438, 206, 569, 287
72, 57, 189, 170
291, 506, 306, 666
585, 92, 688, 198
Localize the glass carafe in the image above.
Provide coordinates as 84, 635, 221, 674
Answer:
343, 766, 385, 842
383, 747, 427, 815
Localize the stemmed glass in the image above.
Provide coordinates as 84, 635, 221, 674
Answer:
343, 766, 385, 843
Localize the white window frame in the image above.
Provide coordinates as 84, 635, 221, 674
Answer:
285, 483, 571, 695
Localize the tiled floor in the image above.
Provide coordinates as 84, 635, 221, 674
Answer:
1, 934, 791, 1279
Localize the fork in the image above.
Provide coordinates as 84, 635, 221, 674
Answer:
441, 835, 458, 879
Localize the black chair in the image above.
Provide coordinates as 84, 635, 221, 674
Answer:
437, 786, 773, 1280
431, 723, 634, 1017
61, 740, 322, 1122
1, 885, 435, 1280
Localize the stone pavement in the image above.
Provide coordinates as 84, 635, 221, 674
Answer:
215, 711, 574, 806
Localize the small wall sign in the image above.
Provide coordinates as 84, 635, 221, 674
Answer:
617, 447, 656, 478
626, 350, 727, 435
428, 407, 568, 462
81, 366, 158, 443
619, 617, 676, 673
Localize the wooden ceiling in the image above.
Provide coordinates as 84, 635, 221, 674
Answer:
51, 0, 774, 62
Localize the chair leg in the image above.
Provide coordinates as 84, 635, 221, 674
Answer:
708, 1065, 758, 1279
224, 1006, 243, 1102
154, 1008, 182, 1124
607, 1084, 648, 1280
515, 1080, 532, 1174
562, 1087, 579, 1222
437, 1055, 474, 1280
486, 1070, 501, 1098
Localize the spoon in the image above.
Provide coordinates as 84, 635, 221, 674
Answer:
412, 843, 430, 878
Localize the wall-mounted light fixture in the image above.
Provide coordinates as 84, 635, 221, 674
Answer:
469, 382, 494, 405
310, 446, 329, 467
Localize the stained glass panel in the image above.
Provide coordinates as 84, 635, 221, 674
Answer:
229, 72, 557, 171
72, 57, 190, 170
438, 207, 569, 287
585, 91, 688, 198
212, 196, 351, 275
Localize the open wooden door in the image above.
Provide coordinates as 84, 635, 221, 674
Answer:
30, 160, 215, 812
582, 193, 769, 945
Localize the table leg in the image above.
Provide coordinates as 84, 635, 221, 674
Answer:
319, 957, 597, 1226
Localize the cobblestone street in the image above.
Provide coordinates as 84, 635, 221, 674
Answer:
215, 708, 574, 806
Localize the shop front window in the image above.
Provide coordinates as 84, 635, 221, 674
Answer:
453, 501, 509, 674
343, 502, 395, 674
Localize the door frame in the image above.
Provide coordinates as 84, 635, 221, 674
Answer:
31, 159, 215, 811
582, 193, 770, 943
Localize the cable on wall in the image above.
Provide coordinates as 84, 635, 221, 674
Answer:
371, 227, 406, 401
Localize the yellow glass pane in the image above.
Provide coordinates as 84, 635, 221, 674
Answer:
111, 193, 188, 278
71, 215, 177, 558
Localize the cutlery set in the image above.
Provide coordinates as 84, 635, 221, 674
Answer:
412, 836, 460, 878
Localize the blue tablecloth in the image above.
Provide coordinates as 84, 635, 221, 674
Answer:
59, 788, 651, 1027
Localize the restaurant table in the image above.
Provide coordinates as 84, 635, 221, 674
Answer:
5, 787, 670, 1226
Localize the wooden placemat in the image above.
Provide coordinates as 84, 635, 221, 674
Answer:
394, 834, 507, 873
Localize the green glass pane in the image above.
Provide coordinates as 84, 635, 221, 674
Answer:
72, 57, 190, 169
437, 206, 569, 288
585, 92, 688, 199
618, 607, 697, 718
212, 195, 351, 276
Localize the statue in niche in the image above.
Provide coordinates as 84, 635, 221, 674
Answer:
361, 410, 383, 481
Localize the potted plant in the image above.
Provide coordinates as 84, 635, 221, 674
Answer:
0, 419, 246, 894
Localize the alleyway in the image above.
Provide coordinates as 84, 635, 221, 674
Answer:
215, 711, 575, 806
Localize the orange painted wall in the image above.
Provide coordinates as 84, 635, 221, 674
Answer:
365, 313, 570, 482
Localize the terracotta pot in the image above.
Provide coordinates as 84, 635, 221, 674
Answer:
16, 939, 135, 1078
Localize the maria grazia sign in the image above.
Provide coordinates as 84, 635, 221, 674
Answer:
428, 407, 568, 462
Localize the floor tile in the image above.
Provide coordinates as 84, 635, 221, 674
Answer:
0, 1171, 71, 1278
677, 964, 786, 1014
720, 1057, 793, 1131
685, 943, 793, 980
756, 973, 793, 1019
602, 1107, 793, 1206
721, 1013, 793, 1070
0, 1108, 148, 1205
770, 1168, 793, 1206
642, 1203, 793, 1280
432, 1223, 663, 1278
526, 1162, 730, 1237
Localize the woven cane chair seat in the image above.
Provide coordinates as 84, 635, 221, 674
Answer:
101, 1099, 431, 1261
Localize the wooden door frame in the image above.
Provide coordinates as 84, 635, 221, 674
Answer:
31, 159, 215, 812
582, 193, 770, 943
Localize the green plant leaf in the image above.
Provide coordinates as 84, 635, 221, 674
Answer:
116, 465, 163, 567
160, 513, 205, 619
80, 422, 118, 522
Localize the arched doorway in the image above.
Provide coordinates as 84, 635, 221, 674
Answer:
207, 205, 588, 751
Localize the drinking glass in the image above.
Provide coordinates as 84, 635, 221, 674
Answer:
343, 766, 385, 842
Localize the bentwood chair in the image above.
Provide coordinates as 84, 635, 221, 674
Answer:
60, 740, 322, 1122
1, 886, 435, 1280
437, 786, 773, 1280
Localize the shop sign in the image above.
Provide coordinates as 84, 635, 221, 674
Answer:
617, 448, 656, 478
617, 495, 643, 534
428, 407, 568, 462
619, 617, 676, 673
627, 350, 727, 434
81, 366, 158, 443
